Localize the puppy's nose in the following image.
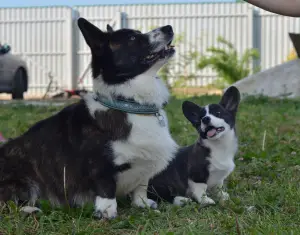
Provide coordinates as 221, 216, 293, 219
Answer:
202, 116, 211, 125
161, 25, 173, 36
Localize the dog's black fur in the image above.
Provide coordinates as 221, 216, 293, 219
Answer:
0, 101, 131, 204
147, 143, 211, 203
0, 18, 177, 218
148, 87, 240, 205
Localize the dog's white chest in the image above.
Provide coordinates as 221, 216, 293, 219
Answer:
112, 111, 178, 196
207, 141, 237, 188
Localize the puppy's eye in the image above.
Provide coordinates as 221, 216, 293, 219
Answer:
216, 112, 221, 117
130, 36, 136, 41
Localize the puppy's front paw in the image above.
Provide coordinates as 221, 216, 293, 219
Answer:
94, 197, 117, 220
173, 196, 192, 206
132, 198, 158, 209
200, 196, 215, 206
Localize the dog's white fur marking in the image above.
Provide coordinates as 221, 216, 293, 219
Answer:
94, 196, 117, 219
188, 180, 215, 205
173, 196, 192, 206
113, 109, 177, 197
198, 105, 238, 201
204, 129, 237, 189
146, 29, 169, 53
84, 92, 109, 117
20, 206, 42, 214
131, 180, 158, 208
84, 64, 178, 210
202, 106, 231, 140
93, 67, 170, 108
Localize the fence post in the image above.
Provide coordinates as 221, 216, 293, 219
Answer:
72, 9, 81, 90
110, 11, 128, 30
65, 7, 75, 90
247, 6, 255, 71
249, 6, 261, 71
121, 12, 128, 29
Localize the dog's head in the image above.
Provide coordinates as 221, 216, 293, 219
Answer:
77, 18, 175, 85
182, 86, 240, 140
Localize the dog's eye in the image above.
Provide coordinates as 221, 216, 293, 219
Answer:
216, 112, 221, 117
130, 36, 136, 41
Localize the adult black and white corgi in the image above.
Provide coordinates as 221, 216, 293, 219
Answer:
0, 18, 178, 219
148, 86, 240, 206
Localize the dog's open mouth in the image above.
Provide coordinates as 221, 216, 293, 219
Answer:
145, 41, 175, 63
205, 126, 225, 138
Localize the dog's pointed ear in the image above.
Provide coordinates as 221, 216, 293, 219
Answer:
182, 101, 202, 126
78, 18, 107, 49
106, 24, 114, 33
219, 86, 240, 113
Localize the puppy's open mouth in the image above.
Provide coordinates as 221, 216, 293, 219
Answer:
205, 126, 225, 138
145, 41, 175, 63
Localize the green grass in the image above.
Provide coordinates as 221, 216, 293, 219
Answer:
0, 95, 300, 235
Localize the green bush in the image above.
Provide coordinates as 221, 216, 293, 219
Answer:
198, 36, 260, 88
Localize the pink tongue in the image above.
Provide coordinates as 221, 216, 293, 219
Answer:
207, 128, 217, 137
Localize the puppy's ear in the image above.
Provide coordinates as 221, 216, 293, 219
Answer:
219, 86, 241, 113
106, 24, 114, 33
78, 18, 108, 49
182, 101, 202, 126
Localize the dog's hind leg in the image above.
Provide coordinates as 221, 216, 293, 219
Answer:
0, 183, 14, 203
19, 183, 42, 214
0, 180, 42, 214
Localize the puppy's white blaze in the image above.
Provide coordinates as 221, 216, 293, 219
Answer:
173, 196, 192, 206
95, 196, 117, 219
201, 105, 230, 134
93, 68, 170, 108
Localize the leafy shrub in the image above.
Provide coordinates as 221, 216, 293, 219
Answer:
197, 36, 260, 88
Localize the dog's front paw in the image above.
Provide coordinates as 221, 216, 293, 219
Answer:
200, 196, 215, 206
132, 198, 158, 209
94, 197, 117, 220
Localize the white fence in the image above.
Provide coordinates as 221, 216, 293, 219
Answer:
0, 3, 300, 96
0, 7, 74, 96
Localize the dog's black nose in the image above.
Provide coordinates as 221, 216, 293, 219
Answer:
202, 116, 211, 125
161, 25, 173, 35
